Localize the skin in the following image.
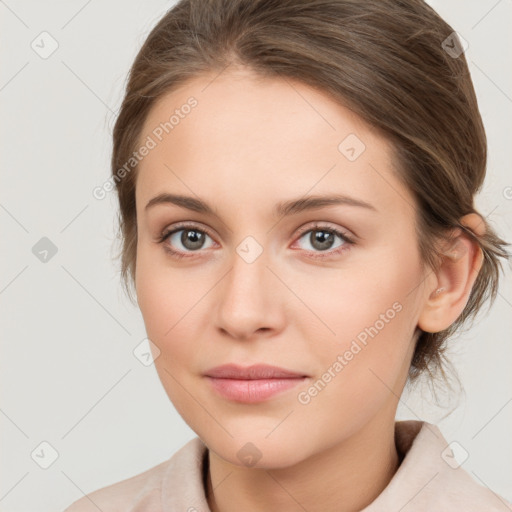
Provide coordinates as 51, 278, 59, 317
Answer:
134, 65, 484, 512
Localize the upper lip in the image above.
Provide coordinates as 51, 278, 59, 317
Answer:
204, 364, 307, 379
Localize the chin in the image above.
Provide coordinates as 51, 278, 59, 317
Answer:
204, 432, 313, 470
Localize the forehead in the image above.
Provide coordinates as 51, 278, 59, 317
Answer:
135, 67, 415, 220
140, 66, 375, 151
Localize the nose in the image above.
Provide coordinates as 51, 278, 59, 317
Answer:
214, 244, 284, 341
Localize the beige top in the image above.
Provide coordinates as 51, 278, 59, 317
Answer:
63, 420, 511, 511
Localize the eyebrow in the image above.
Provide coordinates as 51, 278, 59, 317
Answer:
144, 193, 377, 217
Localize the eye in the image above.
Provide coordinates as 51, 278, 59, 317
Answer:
157, 222, 355, 260
292, 224, 354, 259
157, 223, 215, 259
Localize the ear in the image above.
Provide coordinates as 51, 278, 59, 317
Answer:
417, 213, 485, 334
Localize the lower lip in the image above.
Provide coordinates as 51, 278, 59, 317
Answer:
205, 376, 307, 403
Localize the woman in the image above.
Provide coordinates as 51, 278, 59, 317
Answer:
64, 0, 511, 510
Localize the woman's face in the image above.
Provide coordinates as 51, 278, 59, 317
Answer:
134, 66, 432, 467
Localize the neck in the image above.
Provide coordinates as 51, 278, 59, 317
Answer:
205, 413, 401, 512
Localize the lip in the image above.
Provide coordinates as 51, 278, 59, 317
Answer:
204, 363, 307, 379
204, 364, 309, 403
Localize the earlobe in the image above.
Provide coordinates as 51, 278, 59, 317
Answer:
417, 213, 485, 334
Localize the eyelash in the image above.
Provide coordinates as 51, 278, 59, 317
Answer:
156, 222, 355, 261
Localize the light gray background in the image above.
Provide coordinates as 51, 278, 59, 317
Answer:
1, 1, 511, 511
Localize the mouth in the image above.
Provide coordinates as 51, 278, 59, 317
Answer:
203, 363, 309, 403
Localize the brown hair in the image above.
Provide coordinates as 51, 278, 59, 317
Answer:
111, 0, 510, 387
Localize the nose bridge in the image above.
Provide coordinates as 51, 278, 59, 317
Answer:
215, 234, 279, 338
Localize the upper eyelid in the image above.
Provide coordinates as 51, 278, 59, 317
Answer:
294, 222, 350, 236
163, 221, 217, 241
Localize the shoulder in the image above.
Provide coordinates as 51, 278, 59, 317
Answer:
419, 467, 512, 511
62, 437, 205, 512
387, 420, 512, 511
62, 458, 169, 512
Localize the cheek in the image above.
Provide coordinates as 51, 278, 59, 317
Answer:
135, 253, 203, 417
304, 246, 422, 398
135, 246, 217, 379
135, 249, 189, 370
306, 243, 420, 342
136, 243, 198, 337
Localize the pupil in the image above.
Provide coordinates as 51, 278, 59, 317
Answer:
182, 229, 204, 249
312, 230, 334, 250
